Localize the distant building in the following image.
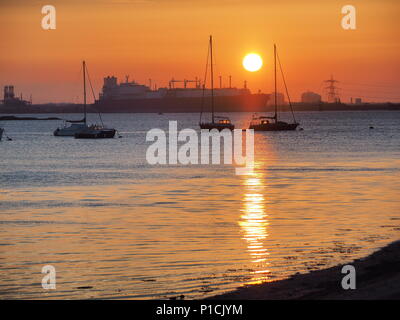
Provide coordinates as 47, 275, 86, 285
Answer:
301, 91, 321, 104
267, 92, 285, 106
2, 85, 31, 107
355, 98, 362, 105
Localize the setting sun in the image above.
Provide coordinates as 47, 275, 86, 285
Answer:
243, 53, 263, 72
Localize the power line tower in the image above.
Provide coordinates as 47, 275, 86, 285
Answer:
324, 75, 340, 103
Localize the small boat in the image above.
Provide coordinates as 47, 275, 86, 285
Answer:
199, 36, 234, 131
0, 128, 4, 141
54, 61, 116, 138
200, 116, 234, 131
249, 115, 299, 131
74, 125, 116, 139
54, 61, 90, 136
54, 121, 88, 136
249, 44, 299, 131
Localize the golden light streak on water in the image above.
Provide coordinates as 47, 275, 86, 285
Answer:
239, 171, 271, 284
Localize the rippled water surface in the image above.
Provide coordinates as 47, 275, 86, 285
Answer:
0, 111, 399, 299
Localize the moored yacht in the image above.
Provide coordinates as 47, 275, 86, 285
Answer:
74, 125, 116, 139
54, 121, 88, 136
249, 114, 299, 131
200, 116, 234, 131
199, 36, 234, 131
54, 61, 90, 136
54, 61, 116, 138
248, 44, 299, 131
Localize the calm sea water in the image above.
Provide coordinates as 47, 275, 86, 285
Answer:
0, 111, 399, 299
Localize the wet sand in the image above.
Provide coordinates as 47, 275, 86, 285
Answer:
209, 241, 400, 300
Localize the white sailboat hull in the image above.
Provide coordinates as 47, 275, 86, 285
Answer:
54, 123, 88, 136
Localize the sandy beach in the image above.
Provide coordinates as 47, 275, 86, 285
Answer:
210, 241, 400, 300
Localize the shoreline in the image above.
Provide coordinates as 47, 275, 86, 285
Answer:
208, 240, 400, 300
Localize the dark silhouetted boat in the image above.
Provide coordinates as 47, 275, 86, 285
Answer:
54, 61, 89, 136
53, 61, 116, 139
199, 36, 234, 131
74, 125, 116, 139
249, 44, 299, 131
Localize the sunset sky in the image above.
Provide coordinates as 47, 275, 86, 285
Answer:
1, 0, 399, 103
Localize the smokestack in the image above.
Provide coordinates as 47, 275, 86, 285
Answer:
219, 76, 222, 89
229, 75, 232, 88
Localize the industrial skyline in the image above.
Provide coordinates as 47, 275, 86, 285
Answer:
0, 75, 391, 107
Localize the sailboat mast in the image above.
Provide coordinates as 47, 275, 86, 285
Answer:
274, 44, 277, 122
83, 60, 87, 124
210, 35, 214, 123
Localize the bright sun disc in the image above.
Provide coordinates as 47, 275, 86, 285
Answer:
243, 53, 263, 72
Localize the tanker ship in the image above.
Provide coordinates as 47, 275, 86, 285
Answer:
94, 76, 269, 113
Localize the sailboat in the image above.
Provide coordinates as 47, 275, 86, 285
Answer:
74, 124, 116, 139
53, 61, 90, 136
249, 44, 299, 131
53, 119, 88, 136
199, 36, 234, 131
54, 61, 116, 139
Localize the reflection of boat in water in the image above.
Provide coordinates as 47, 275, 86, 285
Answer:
0, 128, 3, 141
199, 36, 234, 131
54, 61, 116, 138
249, 44, 299, 131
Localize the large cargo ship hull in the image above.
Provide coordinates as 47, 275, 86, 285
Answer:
94, 94, 269, 113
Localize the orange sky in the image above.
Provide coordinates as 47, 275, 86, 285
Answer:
0, 0, 399, 103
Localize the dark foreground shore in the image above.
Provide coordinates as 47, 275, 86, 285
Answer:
209, 241, 400, 300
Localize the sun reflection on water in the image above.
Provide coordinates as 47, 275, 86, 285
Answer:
239, 174, 271, 284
